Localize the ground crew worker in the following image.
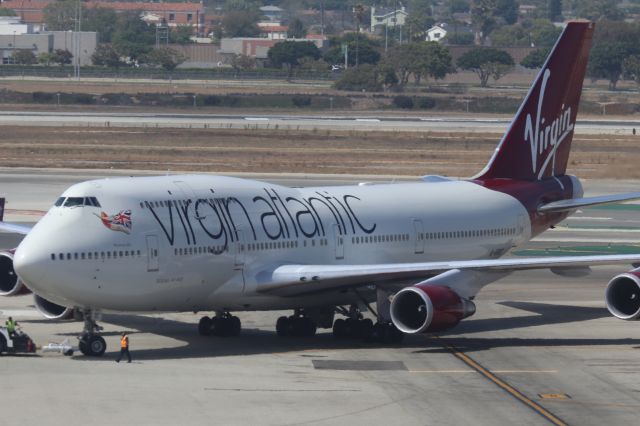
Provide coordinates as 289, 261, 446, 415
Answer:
115, 332, 131, 363
5, 316, 17, 337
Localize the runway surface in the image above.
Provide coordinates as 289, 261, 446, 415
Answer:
0, 110, 638, 135
1, 170, 640, 426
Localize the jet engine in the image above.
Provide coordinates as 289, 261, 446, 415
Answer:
34, 294, 74, 320
390, 284, 476, 334
605, 269, 640, 320
0, 250, 30, 296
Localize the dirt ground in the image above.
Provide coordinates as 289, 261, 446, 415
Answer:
0, 125, 637, 179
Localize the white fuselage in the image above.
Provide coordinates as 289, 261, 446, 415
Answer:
14, 175, 532, 312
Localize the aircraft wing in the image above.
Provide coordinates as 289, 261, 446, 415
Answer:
538, 192, 640, 213
257, 254, 640, 296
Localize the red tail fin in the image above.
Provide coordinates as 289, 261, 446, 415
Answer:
475, 21, 594, 181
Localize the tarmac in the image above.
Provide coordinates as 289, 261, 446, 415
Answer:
1, 171, 640, 426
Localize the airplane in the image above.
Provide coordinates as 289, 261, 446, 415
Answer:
2, 20, 640, 357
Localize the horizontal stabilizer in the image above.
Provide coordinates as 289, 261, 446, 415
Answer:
538, 192, 640, 213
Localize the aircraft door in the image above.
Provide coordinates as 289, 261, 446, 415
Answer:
146, 235, 159, 272
413, 219, 425, 254
234, 229, 245, 269
333, 224, 344, 260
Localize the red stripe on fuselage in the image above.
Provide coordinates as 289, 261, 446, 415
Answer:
472, 176, 574, 237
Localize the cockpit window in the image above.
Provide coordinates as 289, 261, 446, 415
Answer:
61, 196, 102, 208
64, 197, 85, 207
54, 197, 66, 207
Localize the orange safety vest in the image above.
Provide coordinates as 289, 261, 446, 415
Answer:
120, 335, 129, 349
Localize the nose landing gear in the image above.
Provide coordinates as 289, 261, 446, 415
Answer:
77, 309, 106, 357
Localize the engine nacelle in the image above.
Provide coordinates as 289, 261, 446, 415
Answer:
390, 284, 476, 334
34, 294, 74, 320
0, 250, 31, 297
605, 269, 640, 320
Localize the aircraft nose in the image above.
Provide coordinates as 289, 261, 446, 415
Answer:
13, 238, 48, 292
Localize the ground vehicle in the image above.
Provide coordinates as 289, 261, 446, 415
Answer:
0, 327, 36, 354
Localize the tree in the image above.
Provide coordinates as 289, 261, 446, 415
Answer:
449, 0, 471, 14
53, 49, 73, 66
111, 11, 155, 60
389, 42, 452, 85
82, 7, 118, 43
43, 0, 77, 31
268, 41, 321, 76
171, 25, 193, 44
587, 21, 640, 90
471, 0, 498, 43
623, 55, 640, 86
520, 47, 550, 69
37, 52, 57, 66
446, 32, 474, 45
91, 44, 121, 68
323, 33, 381, 67
0, 7, 17, 16
12, 49, 36, 65
491, 19, 561, 47
224, 0, 261, 11
334, 64, 386, 91
548, 0, 563, 22
569, 0, 624, 21
495, 0, 519, 25
222, 10, 261, 37
289, 18, 306, 38
230, 54, 255, 71
143, 47, 186, 71
457, 47, 514, 87
405, 11, 435, 42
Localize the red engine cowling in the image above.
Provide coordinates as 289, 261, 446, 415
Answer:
33, 294, 74, 320
390, 284, 476, 334
605, 269, 640, 320
0, 250, 31, 297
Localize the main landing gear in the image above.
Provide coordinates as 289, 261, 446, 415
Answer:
77, 309, 107, 357
198, 312, 241, 337
276, 309, 317, 337
333, 302, 404, 344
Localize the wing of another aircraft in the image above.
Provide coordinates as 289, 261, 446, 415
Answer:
257, 254, 640, 297
0, 199, 32, 235
0, 222, 32, 235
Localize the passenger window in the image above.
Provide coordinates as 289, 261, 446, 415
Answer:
51, 253, 55, 260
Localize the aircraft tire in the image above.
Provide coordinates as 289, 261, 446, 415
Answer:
198, 316, 212, 336
78, 338, 89, 356
276, 316, 289, 337
332, 319, 346, 338
87, 335, 106, 357
302, 318, 316, 337
229, 316, 241, 337
360, 318, 374, 340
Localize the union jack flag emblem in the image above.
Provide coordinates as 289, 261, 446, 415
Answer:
96, 210, 132, 234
